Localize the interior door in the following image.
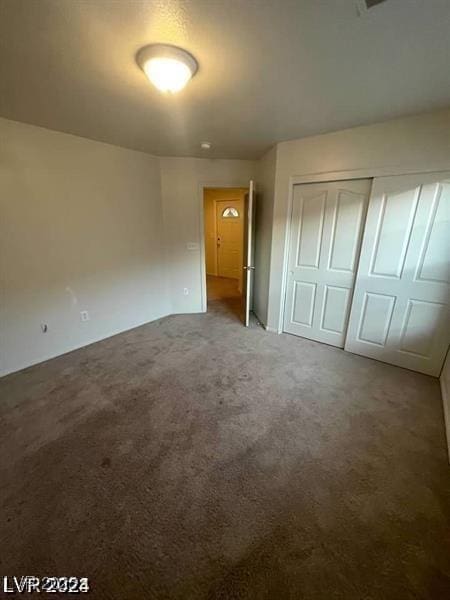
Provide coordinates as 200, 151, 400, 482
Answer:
283, 179, 371, 347
345, 173, 450, 376
242, 180, 255, 327
216, 198, 243, 280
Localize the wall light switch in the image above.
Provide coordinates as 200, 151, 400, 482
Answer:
183, 288, 189, 295
186, 242, 199, 251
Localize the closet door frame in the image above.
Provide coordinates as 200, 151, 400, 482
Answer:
278, 165, 450, 335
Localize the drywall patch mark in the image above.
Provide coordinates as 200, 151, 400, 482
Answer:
65, 286, 79, 306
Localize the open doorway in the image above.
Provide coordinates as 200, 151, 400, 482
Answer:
203, 187, 248, 321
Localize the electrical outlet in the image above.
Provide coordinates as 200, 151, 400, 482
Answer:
183, 288, 189, 295
80, 310, 90, 322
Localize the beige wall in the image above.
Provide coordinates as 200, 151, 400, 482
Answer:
254, 145, 277, 326
160, 157, 257, 314
265, 108, 450, 331
0, 123, 256, 375
0, 118, 168, 376
203, 188, 247, 279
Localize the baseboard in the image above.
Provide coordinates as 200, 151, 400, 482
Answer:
440, 375, 450, 464
252, 310, 266, 329
0, 311, 172, 378
252, 311, 279, 333
265, 325, 280, 334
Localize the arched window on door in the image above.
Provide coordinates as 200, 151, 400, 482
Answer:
222, 207, 239, 218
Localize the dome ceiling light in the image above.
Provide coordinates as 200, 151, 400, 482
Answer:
136, 44, 198, 93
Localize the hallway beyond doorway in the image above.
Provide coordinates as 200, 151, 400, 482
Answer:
203, 186, 248, 323
206, 275, 242, 320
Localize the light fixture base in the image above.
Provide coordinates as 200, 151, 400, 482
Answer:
136, 44, 198, 93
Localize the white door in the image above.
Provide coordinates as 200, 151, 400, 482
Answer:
284, 179, 371, 347
345, 173, 450, 376
242, 180, 255, 327
216, 198, 244, 280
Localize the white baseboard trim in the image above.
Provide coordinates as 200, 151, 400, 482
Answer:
265, 326, 279, 334
253, 313, 279, 334
252, 310, 265, 327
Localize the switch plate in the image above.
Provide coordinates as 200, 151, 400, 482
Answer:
80, 310, 90, 322
183, 288, 189, 295
186, 242, 199, 251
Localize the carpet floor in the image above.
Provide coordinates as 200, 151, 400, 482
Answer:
1, 301, 449, 599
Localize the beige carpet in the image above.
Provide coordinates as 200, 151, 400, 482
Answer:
1, 300, 449, 599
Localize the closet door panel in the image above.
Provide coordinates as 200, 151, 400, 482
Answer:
345, 173, 450, 376
284, 179, 371, 347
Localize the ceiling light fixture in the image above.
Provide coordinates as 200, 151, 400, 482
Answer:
136, 44, 198, 93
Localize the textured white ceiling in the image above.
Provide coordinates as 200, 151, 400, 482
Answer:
0, 0, 449, 159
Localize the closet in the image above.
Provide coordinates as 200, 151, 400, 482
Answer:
283, 172, 450, 376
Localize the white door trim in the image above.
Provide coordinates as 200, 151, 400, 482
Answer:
198, 181, 251, 313
278, 165, 450, 334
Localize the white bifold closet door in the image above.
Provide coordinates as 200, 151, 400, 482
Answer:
283, 179, 371, 347
345, 173, 450, 376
